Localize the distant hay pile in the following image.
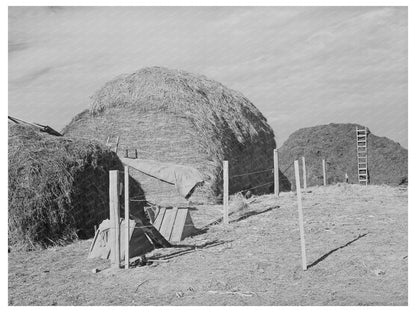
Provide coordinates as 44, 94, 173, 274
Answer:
63, 66, 276, 204
278, 123, 408, 189
8, 123, 144, 250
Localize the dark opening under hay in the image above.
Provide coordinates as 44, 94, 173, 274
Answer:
8, 123, 147, 250
63, 66, 278, 204
278, 123, 408, 189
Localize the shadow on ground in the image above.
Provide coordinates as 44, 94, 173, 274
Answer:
307, 232, 369, 269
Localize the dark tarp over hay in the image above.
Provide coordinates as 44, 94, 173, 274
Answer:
278, 123, 408, 189
63, 66, 277, 204
8, 123, 150, 250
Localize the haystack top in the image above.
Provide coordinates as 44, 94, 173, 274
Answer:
87, 66, 271, 142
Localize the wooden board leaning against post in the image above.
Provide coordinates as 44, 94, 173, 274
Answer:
274, 149, 279, 196
302, 156, 307, 190
322, 159, 327, 186
124, 166, 130, 269
294, 160, 307, 271
109, 170, 121, 268
223, 160, 229, 225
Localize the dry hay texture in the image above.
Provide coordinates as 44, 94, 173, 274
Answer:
63, 67, 277, 204
278, 123, 408, 189
8, 123, 146, 250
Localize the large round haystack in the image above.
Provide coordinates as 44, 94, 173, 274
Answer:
8, 123, 145, 250
63, 67, 277, 204
278, 123, 408, 189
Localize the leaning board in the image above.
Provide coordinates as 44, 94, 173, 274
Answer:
152, 207, 195, 242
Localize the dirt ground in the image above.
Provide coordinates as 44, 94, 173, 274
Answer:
8, 184, 408, 306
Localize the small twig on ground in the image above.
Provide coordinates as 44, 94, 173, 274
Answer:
135, 280, 148, 292
207, 290, 256, 297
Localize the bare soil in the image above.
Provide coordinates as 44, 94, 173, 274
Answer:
8, 184, 408, 306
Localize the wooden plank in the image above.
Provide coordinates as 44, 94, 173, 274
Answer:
153, 207, 166, 231
159, 208, 174, 239
124, 166, 130, 269
88, 228, 100, 254
302, 156, 307, 190
170, 208, 188, 242
166, 207, 179, 241
294, 160, 307, 271
223, 160, 229, 225
114, 136, 120, 153
274, 149, 279, 196
109, 170, 120, 268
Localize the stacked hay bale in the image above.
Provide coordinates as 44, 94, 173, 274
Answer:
8, 123, 145, 250
63, 66, 277, 204
278, 123, 408, 189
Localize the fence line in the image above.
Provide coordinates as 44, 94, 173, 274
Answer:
229, 168, 273, 179
281, 162, 293, 175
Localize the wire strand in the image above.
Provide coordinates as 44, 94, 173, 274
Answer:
229, 168, 273, 179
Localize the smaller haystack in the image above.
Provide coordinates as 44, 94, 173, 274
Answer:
8, 123, 147, 250
278, 123, 408, 188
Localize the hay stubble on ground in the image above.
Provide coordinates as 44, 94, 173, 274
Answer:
8, 184, 407, 305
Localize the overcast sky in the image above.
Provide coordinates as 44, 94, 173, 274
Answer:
8, 6, 408, 147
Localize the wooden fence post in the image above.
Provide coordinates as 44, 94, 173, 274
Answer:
302, 156, 307, 190
124, 166, 130, 269
322, 159, 327, 186
274, 149, 279, 196
223, 160, 229, 225
109, 170, 121, 268
294, 160, 307, 271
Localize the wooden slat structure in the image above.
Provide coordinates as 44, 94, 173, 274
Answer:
152, 207, 196, 242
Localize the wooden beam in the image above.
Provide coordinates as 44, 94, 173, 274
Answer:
115, 136, 120, 153
294, 160, 307, 271
274, 149, 279, 196
302, 156, 307, 190
109, 170, 121, 268
124, 166, 130, 269
223, 160, 229, 225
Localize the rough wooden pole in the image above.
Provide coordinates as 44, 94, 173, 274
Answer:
322, 159, 327, 186
114, 136, 120, 154
223, 160, 229, 225
294, 160, 307, 271
109, 170, 120, 268
274, 149, 279, 196
302, 156, 307, 190
124, 166, 130, 269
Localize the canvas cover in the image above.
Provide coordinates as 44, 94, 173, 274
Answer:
88, 218, 154, 261
120, 157, 204, 199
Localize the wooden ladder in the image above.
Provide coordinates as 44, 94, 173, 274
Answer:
105, 136, 120, 153
356, 126, 368, 185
